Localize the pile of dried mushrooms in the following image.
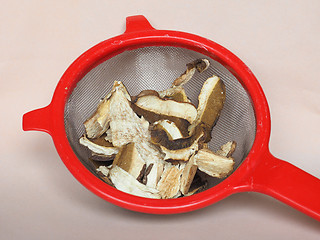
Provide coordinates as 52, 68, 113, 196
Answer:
79, 59, 236, 199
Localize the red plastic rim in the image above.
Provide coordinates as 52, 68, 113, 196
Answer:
28, 16, 272, 214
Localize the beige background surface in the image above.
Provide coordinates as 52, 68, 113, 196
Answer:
1, 0, 320, 239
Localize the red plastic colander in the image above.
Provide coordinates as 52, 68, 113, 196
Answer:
22, 15, 320, 221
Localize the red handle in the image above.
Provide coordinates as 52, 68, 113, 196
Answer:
22, 104, 52, 135
251, 151, 320, 221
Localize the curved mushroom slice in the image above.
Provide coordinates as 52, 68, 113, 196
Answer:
194, 149, 234, 178
79, 135, 119, 157
131, 104, 190, 137
112, 143, 146, 180
216, 141, 237, 158
152, 120, 183, 140
109, 166, 161, 199
188, 75, 226, 142
84, 98, 111, 139
135, 95, 197, 124
158, 59, 210, 99
150, 123, 206, 150
84, 81, 131, 139
180, 154, 198, 195
160, 133, 204, 161
90, 153, 115, 162
131, 90, 160, 103
157, 164, 183, 199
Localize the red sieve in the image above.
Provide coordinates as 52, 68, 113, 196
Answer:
22, 15, 320, 220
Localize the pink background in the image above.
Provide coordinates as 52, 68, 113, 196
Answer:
1, 0, 319, 239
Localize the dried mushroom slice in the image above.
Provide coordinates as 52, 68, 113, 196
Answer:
194, 149, 234, 178
180, 154, 198, 195
90, 153, 115, 162
160, 133, 204, 161
84, 98, 111, 139
152, 120, 183, 141
159, 59, 210, 99
162, 86, 190, 103
106, 81, 165, 181
157, 164, 183, 199
79, 135, 119, 157
112, 143, 146, 180
216, 141, 237, 158
188, 75, 226, 142
134, 95, 197, 124
131, 90, 160, 103
109, 166, 161, 199
83, 81, 131, 139
96, 166, 113, 186
131, 104, 190, 137
145, 162, 164, 189
151, 123, 206, 151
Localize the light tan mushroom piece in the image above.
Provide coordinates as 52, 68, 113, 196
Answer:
158, 59, 210, 99
157, 164, 184, 199
145, 162, 164, 189
152, 120, 183, 140
112, 142, 146, 180
134, 95, 197, 124
109, 166, 161, 199
188, 75, 226, 142
180, 154, 198, 195
97, 165, 110, 176
84, 98, 111, 139
216, 141, 237, 158
194, 149, 234, 178
79, 135, 119, 157
83, 81, 131, 139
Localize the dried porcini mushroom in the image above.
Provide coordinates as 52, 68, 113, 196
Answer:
131, 104, 191, 137
134, 95, 197, 124
180, 154, 198, 195
152, 119, 183, 141
188, 75, 226, 142
112, 143, 146, 180
157, 164, 183, 199
216, 141, 237, 158
79, 58, 236, 199
109, 166, 161, 199
159, 58, 210, 99
150, 123, 206, 150
79, 135, 119, 157
194, 149, 234, 178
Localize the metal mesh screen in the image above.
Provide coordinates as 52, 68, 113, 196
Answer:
64, 46, 256, 187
